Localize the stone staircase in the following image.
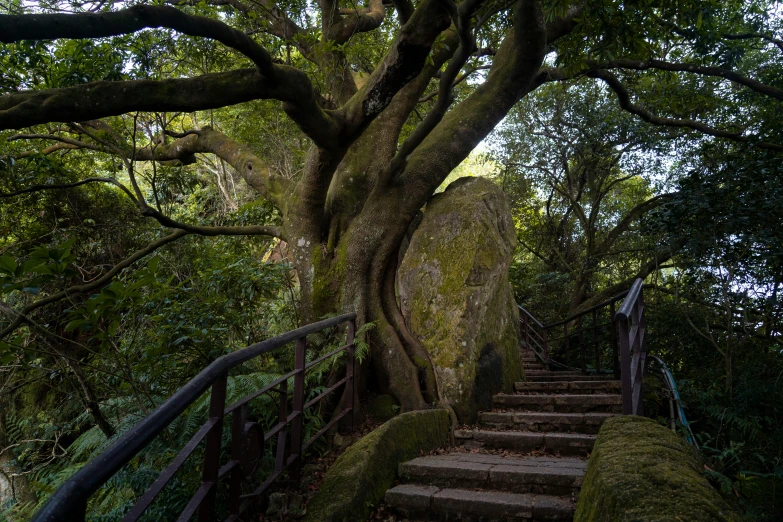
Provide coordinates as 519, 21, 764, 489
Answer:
384, 349, 621, 521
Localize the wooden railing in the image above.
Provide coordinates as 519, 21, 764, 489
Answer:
518, 278, 647, 415
32, 314, 357, 522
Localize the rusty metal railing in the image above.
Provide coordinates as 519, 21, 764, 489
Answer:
615, 279, 646, 415
518, 278, 647, 415
32, 313, 357, 522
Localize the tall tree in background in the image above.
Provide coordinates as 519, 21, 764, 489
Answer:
493, 80, 685, 316
2, 0, 783, 411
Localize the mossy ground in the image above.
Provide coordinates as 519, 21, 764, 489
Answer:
304, 409, 450, 522
575, 416, 740, 522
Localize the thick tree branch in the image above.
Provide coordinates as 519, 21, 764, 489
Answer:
391, 0, 415, 24
380, 0, 481, 184
135, 127, 293, 209
0, 68, 340, 150
338, 0, 452, 134
0, 5, 275, 77
588, 70, 783, 152
326, 0, 386, 43
399, 0, 547, 192
592, 192, 676, 258
575, 240, 685, 312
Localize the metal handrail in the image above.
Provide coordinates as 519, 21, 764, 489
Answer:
615, 278, 643, 321
648, 355, 698, 447
541, 290, 631, 329
33, 313, 357, 522
518, 278, 647, 415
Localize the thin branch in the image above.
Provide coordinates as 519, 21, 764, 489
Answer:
0, 230, 189, 339
588, 69, 783, 152
0, 177, 137, 203
142, 207, 285, 240
418, 64, 492, 103
592, 58, 783, 102
0, 5, 275, 77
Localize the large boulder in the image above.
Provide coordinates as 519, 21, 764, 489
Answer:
398, 176, 522, 423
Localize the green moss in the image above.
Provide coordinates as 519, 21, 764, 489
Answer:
366, 395, 399, 422
575, 416, 740, 522
310, 238, 349, 316
412, 356, 429, 369
305, 410, 450, 522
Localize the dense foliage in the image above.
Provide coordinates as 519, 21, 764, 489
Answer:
493, 77, 783, 521
1, 0, 783, 520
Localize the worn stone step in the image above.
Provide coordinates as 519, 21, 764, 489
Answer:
479, 411, 615, 434
514, 380, 621, 394
526, 374, 614, 382
494, 393, 622, 413
385, 484, 575, 521
454, 429, 595, 456
525, 370, 584, 376
399, 453, 586, 496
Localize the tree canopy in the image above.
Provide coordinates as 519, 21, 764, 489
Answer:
1, 0, 783, 518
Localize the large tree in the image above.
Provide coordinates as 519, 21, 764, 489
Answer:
2, 0, 783, 411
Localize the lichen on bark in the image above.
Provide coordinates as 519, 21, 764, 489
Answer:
398, 177, 522, 423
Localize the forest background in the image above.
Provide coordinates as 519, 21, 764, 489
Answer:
0, 0, 782, 520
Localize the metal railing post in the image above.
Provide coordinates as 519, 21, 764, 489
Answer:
542, 328, 549, 371
618, 315, 632, 415
564, 323, 570, 368
578, 315, 586, 372
275, 379, 288, 473
346, 320, 356, 431
198, 373, 227, 522
592, 309, 600, 374
610, 300, 619, 379
228, 405, 246, 516
290, 337, 307, 482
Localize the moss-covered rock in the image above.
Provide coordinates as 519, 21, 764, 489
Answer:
305, 410, 450, 522
575, 416, 740, 522
397, 177, 522, 423
366, 394, 399, 422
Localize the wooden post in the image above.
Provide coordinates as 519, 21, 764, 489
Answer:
564, 323, 570, 368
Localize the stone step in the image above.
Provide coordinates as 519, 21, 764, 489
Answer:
454, 429, 595, 456
385, 484, 575, 521
479, 411, 615, 434
526, 374, 614, 382
494, 393, 622, 413
399, 453, 586, 496
525, 370, 584, 376
514, 380, 621, 394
